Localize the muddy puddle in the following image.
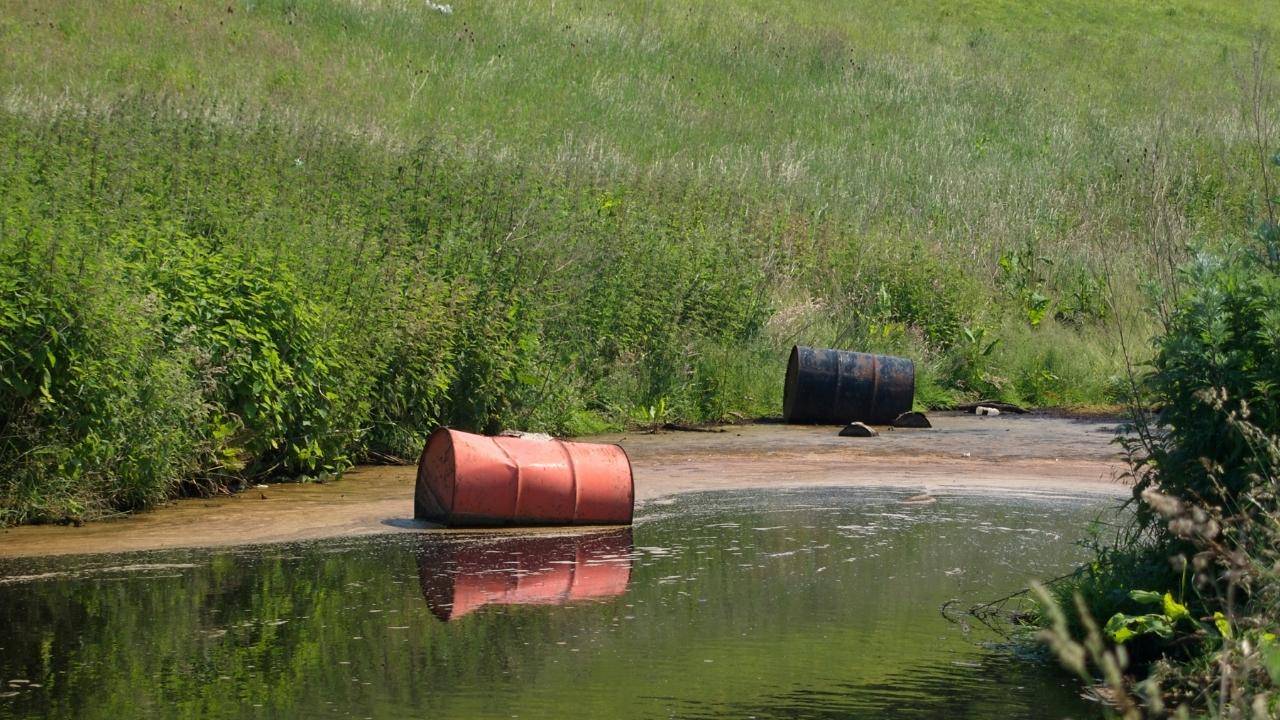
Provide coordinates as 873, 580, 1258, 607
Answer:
0, 487, 1112, 719
0, 413, 1127, 558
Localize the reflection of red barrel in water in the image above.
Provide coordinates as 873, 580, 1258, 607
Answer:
417, 529, 634, 621
415, 428, 634, 526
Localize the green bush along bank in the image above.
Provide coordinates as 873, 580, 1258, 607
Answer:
0, 104, 1134, 525
1038, 234, 1280, 716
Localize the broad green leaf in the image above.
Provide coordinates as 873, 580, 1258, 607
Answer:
1212, 612, 1232, 639
1105, 612, 1174, 644
1104, 612, 1131, 639
1265, 645, 1280, 685
1128, 590, 1162, 605
1162, 593, 1190, 624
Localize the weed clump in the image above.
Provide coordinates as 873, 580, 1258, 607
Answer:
0, 244, 206, 523
1036, 239, 1280, 717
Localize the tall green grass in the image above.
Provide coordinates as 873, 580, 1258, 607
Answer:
0, 0, 1276, 523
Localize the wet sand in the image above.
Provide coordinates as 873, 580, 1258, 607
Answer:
0, 413, 1130, 558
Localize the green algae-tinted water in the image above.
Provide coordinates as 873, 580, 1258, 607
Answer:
0, 488, 1108, 719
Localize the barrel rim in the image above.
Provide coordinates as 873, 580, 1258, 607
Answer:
905, 358, 917, 413
423, 426, 459, 515
782, 345, 804, 421
612, 443, 636, 525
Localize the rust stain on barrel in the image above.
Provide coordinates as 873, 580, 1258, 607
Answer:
415, 428, 634, 526
783, 345, 915, 425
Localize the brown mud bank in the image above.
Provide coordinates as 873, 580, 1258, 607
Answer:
0, 413, 1129, 559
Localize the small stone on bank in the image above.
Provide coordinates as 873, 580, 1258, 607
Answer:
838, 422, 878, 437
892, 411, 931, 428
975, 406, 1001, 416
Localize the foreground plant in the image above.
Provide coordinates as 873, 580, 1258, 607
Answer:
1037, 240, 1279, 717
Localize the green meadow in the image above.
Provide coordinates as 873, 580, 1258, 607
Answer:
1, 0, 1277, 522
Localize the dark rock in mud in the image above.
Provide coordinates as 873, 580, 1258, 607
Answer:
660, 422, 726, 433
892, 411, 931, 428
838, 422, 878, 438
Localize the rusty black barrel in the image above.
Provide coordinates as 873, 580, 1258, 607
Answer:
783, 346, 915, 424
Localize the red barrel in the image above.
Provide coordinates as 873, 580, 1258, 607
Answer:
417, 530, 633, 621
415, 428, 634, 526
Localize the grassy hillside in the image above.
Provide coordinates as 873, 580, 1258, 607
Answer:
1, 0, 1277, 523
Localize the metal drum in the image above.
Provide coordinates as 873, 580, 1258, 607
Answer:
415, 428, 634, 526
782, 345, 915, 424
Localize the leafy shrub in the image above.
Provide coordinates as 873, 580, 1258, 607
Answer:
0, 245, 205, 523
831, 242, 975, 349
123, 230, 362, 483
1039, 240, 1279, 716
1133, 247, 1280, 519
997, 242, 1055, 327
363, 281, 458, 461
945, 324, 1005, 397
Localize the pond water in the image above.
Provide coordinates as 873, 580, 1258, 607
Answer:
0, 488, 1110, 719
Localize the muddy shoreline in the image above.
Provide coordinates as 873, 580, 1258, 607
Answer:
0, 413, 1129, 559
